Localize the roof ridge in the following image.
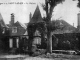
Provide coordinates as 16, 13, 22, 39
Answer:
0, 13, 6, 27
16, 21, 27, 29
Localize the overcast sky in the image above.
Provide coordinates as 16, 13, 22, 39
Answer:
0, 0, 79, 27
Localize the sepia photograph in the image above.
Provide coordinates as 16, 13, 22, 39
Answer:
0, 0, 80, 60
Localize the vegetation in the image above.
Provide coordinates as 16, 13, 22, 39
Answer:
78, 0, 80, 8
0, 24, 10, 51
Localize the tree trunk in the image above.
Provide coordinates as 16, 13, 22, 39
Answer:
47, 31, 52, 53
45, 0, 53, 53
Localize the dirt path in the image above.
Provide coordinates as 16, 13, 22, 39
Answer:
0, 54, 80, 60
24, 57, 80, 60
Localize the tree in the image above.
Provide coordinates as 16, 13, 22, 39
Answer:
43, 0, 65, 53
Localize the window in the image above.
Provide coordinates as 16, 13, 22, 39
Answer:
2, 28, 5, 34
34, 30, 41, 36
33, 37, 41, 45
12, 27, 17, 33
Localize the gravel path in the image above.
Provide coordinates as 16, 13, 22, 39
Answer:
0, 54, 80, 60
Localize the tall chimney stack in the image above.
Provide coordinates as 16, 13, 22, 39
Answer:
29, 12, 32, 21
77, 13, 80, 31
10, 13, 15, 25
73, 23, 74, 27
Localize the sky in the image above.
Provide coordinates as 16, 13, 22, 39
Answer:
0, 0, 79, 27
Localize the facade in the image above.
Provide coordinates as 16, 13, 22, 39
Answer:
7, 13, 27, 49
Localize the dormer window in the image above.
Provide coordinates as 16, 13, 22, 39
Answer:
12, 27, 17, 33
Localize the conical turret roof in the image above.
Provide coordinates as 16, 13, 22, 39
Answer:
30, 5, 43, 23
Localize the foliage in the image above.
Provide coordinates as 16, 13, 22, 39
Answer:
27, 22, 47, 54
0, 24, 3, 39
27, 22, 47, 36
42, 0, 65, 22
77, 0, 80, 8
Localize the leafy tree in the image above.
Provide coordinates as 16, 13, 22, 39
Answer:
43, 0, 65, 53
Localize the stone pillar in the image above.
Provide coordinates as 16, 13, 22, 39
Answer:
9, 38, 13, 48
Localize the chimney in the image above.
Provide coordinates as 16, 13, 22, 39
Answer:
29, 12, 32, 21
10, 13, 15, 25
77, 13, 80, 31
73, 23, 74, 27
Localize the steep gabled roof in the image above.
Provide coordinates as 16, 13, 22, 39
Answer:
7, 21, 27, 36
0, 13, 6, 27
15, 21, 27, 29
52, 20, 76, 34
57, 20, 76, 31
30, 5, 43, 23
